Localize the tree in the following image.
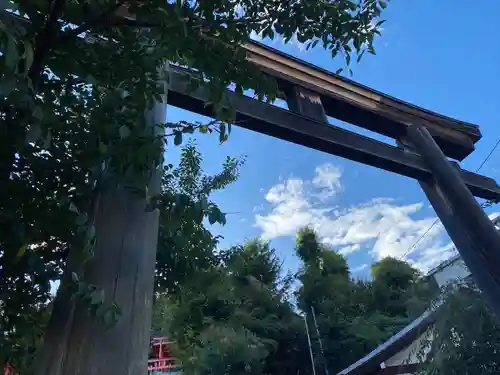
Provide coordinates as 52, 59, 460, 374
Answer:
418, 279, 500, 375
0, 142, 239, 374
154, 239, 310, 375
295, 227, 425, 374
1, 0, 387, 373
155, 142, 243, 295
371, 257, 422, 317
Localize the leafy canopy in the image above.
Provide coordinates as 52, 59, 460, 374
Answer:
154, 238, 309, 375
295, 227, 430, 374
418, 279, 500, 375
1, 0, 387, 371
155, 142, 244, 294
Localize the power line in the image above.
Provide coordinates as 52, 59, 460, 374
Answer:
400, 138, 500, 260
476, 138, 500, 172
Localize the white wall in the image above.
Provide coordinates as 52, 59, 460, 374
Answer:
432, 258, 470, 288
381, 331, 432, 369
378, 257, 469, 374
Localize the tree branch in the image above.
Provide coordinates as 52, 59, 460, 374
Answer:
59, 0, 126, 41
28, 0, 67, 87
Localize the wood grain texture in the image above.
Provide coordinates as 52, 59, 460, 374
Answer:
167, 67, 500, 201
34, 101, 165, 375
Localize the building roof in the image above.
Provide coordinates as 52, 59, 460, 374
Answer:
336, 309, 437, 375
336, 250, 466, 375
426, 254, 461, 278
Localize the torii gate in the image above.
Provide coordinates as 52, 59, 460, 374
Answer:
167, 41, 500, 316
4, 4, 500, 374
5, 0, 500, 314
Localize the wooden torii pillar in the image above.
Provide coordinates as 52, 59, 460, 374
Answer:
283, 83, 500, 315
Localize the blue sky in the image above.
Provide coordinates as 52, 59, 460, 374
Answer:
164, 0, 500, 278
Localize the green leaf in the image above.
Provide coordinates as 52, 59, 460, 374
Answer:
99, 141, 107, 154
235, 85, 244, 97
0, 77, 17, 96
119, 125, 131, 139
174, 131, 183, 146
86, 225, 96, 243
69, 202, 79, 214
42, 130, 52, 149
353, 36, 361, 52
32, 106, 43, 120
90, 289, 105, 305
23, 40, 34, 75
25, 123, 42, 143
357, 50, 366, 63
85, 75, 98, 86
17, 245, 26, 257
219, 123, 227, 143
5, 34, 19, 70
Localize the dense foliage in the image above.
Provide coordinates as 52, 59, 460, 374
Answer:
153, 239, 310, 375
1, 142, 241, 374
295, 228, 431, 374
1, 0, 387, 372
153, 227, 434, 375
155, 142, 243, 295
418, 279, 500, 375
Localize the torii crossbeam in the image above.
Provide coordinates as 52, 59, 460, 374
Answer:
4, 0, 500, 318
168, 41, 500, 316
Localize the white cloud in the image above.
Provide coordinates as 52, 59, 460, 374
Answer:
351, 263, 369, 273
253, 163, 479, 272
339, 244, 361, 255
253, 203, 265, 213
312, 164, 342, 201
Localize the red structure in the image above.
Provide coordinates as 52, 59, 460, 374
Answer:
3, 337, 178, 375
3, 364, 17, 375
148, 337, 179, 374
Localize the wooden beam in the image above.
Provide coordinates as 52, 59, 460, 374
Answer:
1, 6, 481, 161
245, 41, 481, 161
420, 179, 500, 318
282, 85, 328, 122
407, 125, 500, 318
167, 66, 500, 201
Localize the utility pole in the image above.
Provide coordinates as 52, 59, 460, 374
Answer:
303, 314, 317, 375
311, 306, 329, 375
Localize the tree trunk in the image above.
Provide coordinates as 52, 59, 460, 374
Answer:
35, 100, 166, 375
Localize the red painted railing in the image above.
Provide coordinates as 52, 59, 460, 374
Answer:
148, 357, 178, 372
148, 337, 180, 374
3, 337, 179, 375
3, 363, 18, 375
